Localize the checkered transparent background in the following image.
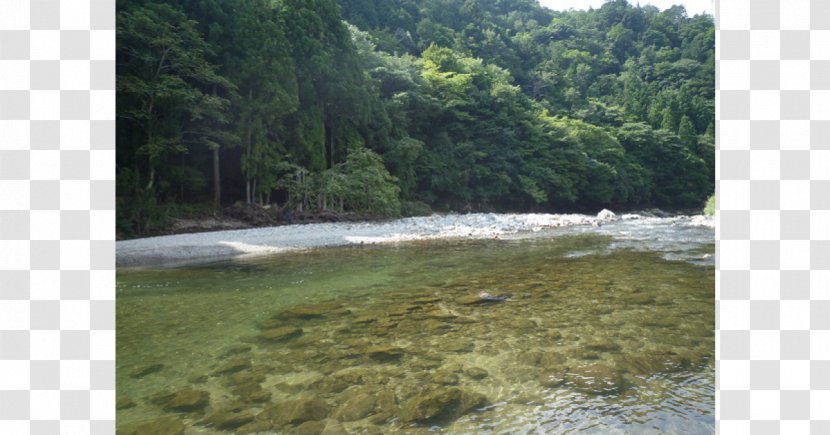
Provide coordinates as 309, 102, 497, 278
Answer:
2, 0, 830, 434
0, 0, 115, 434
717, 0, 830, 433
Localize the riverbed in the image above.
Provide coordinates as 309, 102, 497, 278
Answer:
117, 215, 714, 434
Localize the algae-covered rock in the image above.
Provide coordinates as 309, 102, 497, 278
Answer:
121, 416, 186, 435
424, 309, 456, 320
464, 367, 489, 380
258, 398, 330, 426
129, 363, 164, 379
294, 420, 326, 435
444, 340, 475, 353
456, 294, 507, 305
236, 419, 273, 434
583, 338, 622, 353
116, 397, 137, 410
221, 345, 252, 357
618, 352, 691, 376
160, 388, 210, 412
260, 326, 304, 343
199, 409, 256, 430
367, 345, 404, 361
431, 371, 459, 385
398, 388, 487, 423
333, 393, 376, 421
214, 357, 251, 375
621, 293, 656, 305
565, 363, 624, 395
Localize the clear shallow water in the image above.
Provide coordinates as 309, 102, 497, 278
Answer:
117, 218, 714, 434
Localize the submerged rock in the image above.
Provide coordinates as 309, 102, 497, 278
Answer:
444, 340, 475, 353
260, 326, 304, 343
129, 363, 164, 379
398, 388, 487, 423
456, 293, 509, 305
565, 363, 624, 395
116, 397, 136, 410
617, 352, 691, 376
583, 338, 622, 353
620, 293, 656, 305
464, 367, 489, 380
596, 209, 617, 221
214, 357, 251, 375
155, 388, 210, 413
333, 393, 376, 421
431, 371, 459, 385
294, 420, 326, 435
199, 409, 256, 430
221, 345, 252, 357
366, 345, 404, 361
424, 309, 457, 320
121, 416, 186, 435
258, 398, 330, 426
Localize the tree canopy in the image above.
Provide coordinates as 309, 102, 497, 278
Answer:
117, 0, 714, 236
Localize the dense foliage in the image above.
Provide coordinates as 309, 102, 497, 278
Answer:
116, 0, 714, 236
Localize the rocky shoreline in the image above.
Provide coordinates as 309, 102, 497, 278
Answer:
116, 210, 713, 269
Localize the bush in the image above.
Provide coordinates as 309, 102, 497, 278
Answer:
704, 193, 715, 216
401, 200, 433, 217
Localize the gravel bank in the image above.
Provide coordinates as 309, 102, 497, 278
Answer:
117, 211, 713, 268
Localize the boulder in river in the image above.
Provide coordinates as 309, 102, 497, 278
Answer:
565, 363, 624, 395
214, 357, 251, 375
155, 388, 210, 413
596, 209, 617, 221
333, 393, 376, 421
199, 409, 256, 430
366, 345, 404, 361
258, 398, 330, 426
464, 367, 489, 379
456, 292, 509, 305
129, 363, 164, 379
121, 416, 186, 435
260, 326, 304, 343
397, 388, 487, 423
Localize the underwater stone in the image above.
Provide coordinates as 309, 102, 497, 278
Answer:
158, 388, 210, 413
235, 419, 273, 434
397, 388, 488, 423
120, 416, 186, 435
444, 341, 475, 353
222, 345, 252, 356
565, 363, 624, 395
366, 345, 404, 361
214, 357, 252, 375
129, 363, 164, 379
293, 420, 326, 435
583, 339, 622, 353
259, 398, 330, 426
621, 293, 656, 305
116, 397, 136, 410
424, 309, 456, 320
199, 409, 256, 430
456, 294, 507, 305
464, 367, 489, 379
334, 393, 376, 421
431, 371, 460, 385
260, 326, 304, 343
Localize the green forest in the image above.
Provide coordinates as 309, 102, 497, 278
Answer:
116, 0, 714, 236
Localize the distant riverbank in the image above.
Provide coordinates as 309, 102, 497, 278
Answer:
116, 211, 713, 269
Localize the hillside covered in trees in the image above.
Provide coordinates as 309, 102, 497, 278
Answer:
116, 0, 714, 236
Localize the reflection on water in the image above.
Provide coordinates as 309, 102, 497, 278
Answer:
117, 221, 714, 434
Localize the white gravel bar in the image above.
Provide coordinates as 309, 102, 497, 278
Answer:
116, 212, 617, 268
117, 211, 714, 268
